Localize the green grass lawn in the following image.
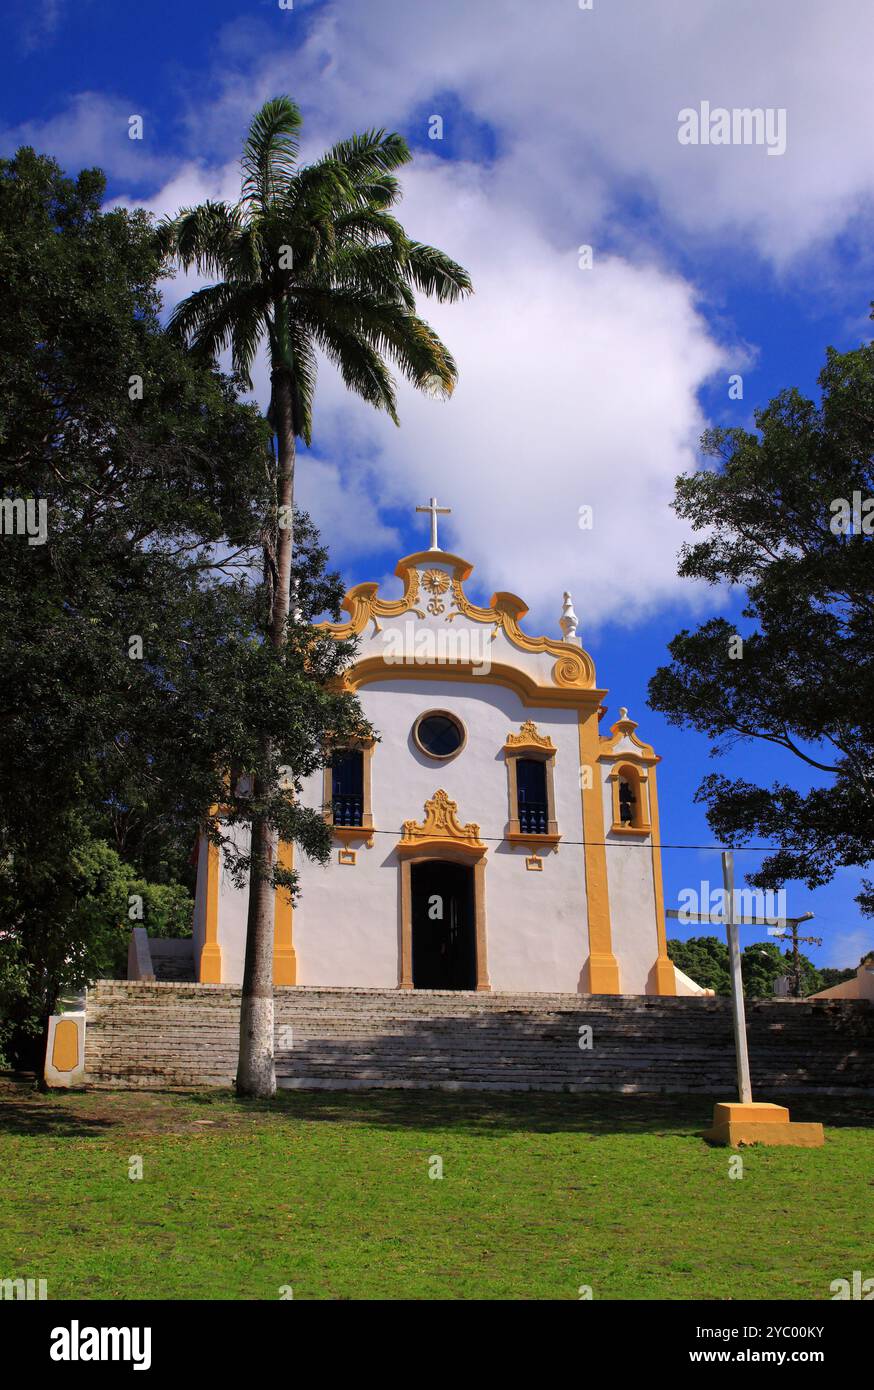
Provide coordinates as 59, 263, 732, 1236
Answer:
1, 1080, 871, 1300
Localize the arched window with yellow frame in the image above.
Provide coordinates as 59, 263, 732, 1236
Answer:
503, 720, 561, 847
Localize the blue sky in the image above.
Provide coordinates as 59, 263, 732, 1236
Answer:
4, 0, 873, 966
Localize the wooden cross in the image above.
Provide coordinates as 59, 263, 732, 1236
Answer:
416, 496, 451, 552
666, 852, 753, 1103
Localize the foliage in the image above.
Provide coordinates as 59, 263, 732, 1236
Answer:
667, 935, 823, 997
667, 936, 732, 995
818, 965, 857, 990
0, 823, 166, 1064
649, 331, 874, 914
0, 148, 367, 1058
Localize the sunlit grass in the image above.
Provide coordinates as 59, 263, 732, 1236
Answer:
1, 1084, 871, 1300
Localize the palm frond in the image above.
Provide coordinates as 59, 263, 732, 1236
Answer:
294, 288, 458, 399
323, 130, 411, 183
329, 244, 416, 309
167, 281, 269, 386
305, 318, 399, 423
285, 322, 318, 445
156, 201, 244, 277
333, 208, 408, 253
241, 96, 303, 210
405, 242, 473, 304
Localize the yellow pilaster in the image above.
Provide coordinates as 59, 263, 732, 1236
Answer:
273, 838, 297, 985
647, 765, 676, 996
199, 837, 223, 983
579, 711, 620, 993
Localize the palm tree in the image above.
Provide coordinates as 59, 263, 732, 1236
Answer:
158, 97, 472, 1097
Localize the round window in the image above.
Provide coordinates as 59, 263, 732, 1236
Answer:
414, 711, 465, 760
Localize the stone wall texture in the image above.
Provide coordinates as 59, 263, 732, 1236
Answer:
83, 981, 874, 1094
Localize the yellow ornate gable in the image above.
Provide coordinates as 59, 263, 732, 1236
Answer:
397, 789, 487, 859
317, 550, 602, 703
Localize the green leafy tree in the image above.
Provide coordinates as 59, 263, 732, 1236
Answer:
742, 940, 824, 997
159, 96, 472, 1097
740, 941, 786, 999
650, 331, 874, 918
667, 935, 822, 997
1, 824, 140, 1066
127, 881, 193, 939
0, 149, 367, 1068
0, 146, 271, 867
818, 965, 857, 989
667, 936, 731, 994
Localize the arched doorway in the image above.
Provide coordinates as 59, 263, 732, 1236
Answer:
411, 860, 477, 990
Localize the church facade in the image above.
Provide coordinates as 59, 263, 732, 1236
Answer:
192, 502, 678, 997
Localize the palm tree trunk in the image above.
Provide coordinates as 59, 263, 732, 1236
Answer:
270, 367, 296, 644
236, 366, 297, 1099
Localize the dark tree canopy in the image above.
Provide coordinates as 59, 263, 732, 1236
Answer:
650, 330, 874, 918
0, 149, 367, 1061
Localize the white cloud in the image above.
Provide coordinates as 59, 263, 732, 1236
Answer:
58, 0, 874, 628
283, 156, 730, 629
205, 0, 874, 269
0, 92, 170, 184
121, 126, 735, 633
13, 2, 874, 266
295, 454, 401, 561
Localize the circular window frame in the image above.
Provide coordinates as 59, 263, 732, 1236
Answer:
412, 709, 468, 762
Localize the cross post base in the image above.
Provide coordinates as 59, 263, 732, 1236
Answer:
703, 1101, 824, 1148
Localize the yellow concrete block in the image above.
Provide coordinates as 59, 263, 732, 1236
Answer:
704, 1120, 825, 1148
44, 1012, 85, 1088
712, 1101, 790, 1125
198, 942, 223, 983
703, 1102, 824, 1147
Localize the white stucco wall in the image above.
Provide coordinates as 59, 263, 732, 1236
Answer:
215, 825, 251, 986
294, 679, 590, 993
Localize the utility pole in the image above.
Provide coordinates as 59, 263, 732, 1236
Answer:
767, 912, 822, 998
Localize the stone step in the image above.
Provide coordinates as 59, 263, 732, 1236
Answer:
80, 980, 874, 1094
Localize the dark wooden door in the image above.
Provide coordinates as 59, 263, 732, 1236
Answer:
411, 861, 476, 990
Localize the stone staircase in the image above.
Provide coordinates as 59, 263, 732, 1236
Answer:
83, 981, 874, 1094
